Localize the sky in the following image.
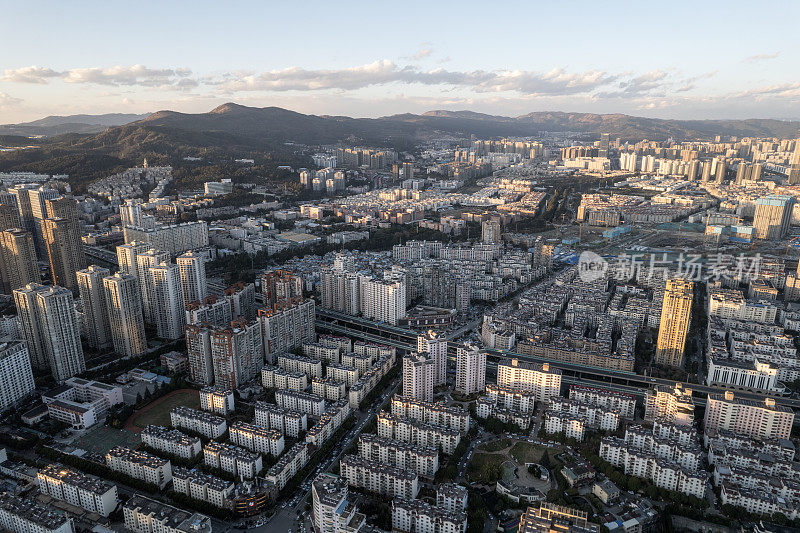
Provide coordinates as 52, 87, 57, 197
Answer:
1, 1, 799, 123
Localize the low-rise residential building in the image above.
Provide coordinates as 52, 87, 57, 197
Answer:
106, 446, 172, 489
199, 386, 235, 415
390, 395, 470, 433
42, 377, 124, 430
340, 455, 419, 500
141, 425, 202, 459
261, 365, 309, 391
327, 362, 360, 387
275, 389, 326, 416
303, 342, 340, 364
265, 442, 310, 490
37, 464, 118, 517
172, 466, 234, 508
496, 359, 562, 403
377, 411, 461, 454
170, 406, 227, 439
204, 440, 263, 479
312, 377, 347, 401
358, 434, 439, 477
704, 391, 794, 440
0, 492, 75, 533
229, 422, 285, 456
122, 494, 211, 533
254, 401, 308, 437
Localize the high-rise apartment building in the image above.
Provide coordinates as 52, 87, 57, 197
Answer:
14, 283, 84, 381
655, 279, 693, 367
753, 195, 795, 240
0, 228, 40, 293
0, 204, 21, 231
42, 196, 85, 292
135, 248, 170, 323
402, 353, 434, 402
103, 273, 147, 357
644, 384, 695, 425
417, 331, 447, 386
186, 324, 214, 385
455, 345, 486, 395
8, 184, 37, 237
0, 341, 35, 411
177, 251, 207, 307
481, 218, 502, 244
259, 299, 316, 361
261, 269, 303, 308
788, 138, 800, 185
360, 277, 406, 326
28, 186, 59, 257
210, 320, 263, 389
312, 473, 366, 533
116, 241, 150, 276
148, 262, 185, 340
76, 265, 112, 350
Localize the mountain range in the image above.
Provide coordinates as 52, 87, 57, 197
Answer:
4, 104, 800, 144
0, 113, 151, 136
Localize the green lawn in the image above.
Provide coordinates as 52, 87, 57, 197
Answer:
479, 438, 512, 453
130, 390, 200, 429
509, 442, 544, 464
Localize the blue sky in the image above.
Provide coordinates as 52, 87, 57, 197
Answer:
1, 0, 799, 122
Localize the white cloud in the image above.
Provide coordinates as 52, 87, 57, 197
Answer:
0, 92, 22, 110
2, 64, 194, 88
744, 52, 780, 63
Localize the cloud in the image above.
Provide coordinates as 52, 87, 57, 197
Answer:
0, 92, 22, 109
675, 70, 717, 92
1, 64, 194, 88
595, 70, 669, 98
1, 66, 61, 84
214, 61, 618, 97
744, 52, 780, 63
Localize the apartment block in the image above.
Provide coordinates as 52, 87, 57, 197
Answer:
644, 384, 695, 426
402, 352, 434, 402
569, 385, 636, 419
37, 464, 118, 517
340, 455, 419, 499
312, 377, 347, 401
254, 401, 308, 438
549, 397, 621, 432
170, 406, 227, 439
276, 352, 323, 378
318, 334, 352, 355
199, 386, 235, 416
0, 493, 74, 533
455, 345, 486, 395
377, 411, 460, 454
303, 342, 340, 363
392, 497, 467, 533
228, 421, 285, 457
141, 425, 202, 459
358, 434, 438, 477
306, 400, 353, 447
203, 440, 263, 479
390, 395, 470, 433
172, 466, 234, 508
261, 365, 309, 391
0, 341, 35, 412
312, 473, 366, 533
105, 446, 172, 489
265, 442, 310, 490
704, 391, 794, 440
275, 389, 326, 416
327, 362, 360, 387
496, 358, 561, 402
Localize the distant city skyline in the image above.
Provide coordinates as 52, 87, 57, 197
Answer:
2, 1, 800, 123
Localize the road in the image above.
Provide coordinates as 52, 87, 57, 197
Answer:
246, 376, 402, 533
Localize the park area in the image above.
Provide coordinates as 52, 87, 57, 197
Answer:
125, 388, 200, 432
467, 438, 561, 486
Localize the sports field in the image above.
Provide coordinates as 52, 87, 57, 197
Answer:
126, 389, 200, 432
74, 425, 141, 454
